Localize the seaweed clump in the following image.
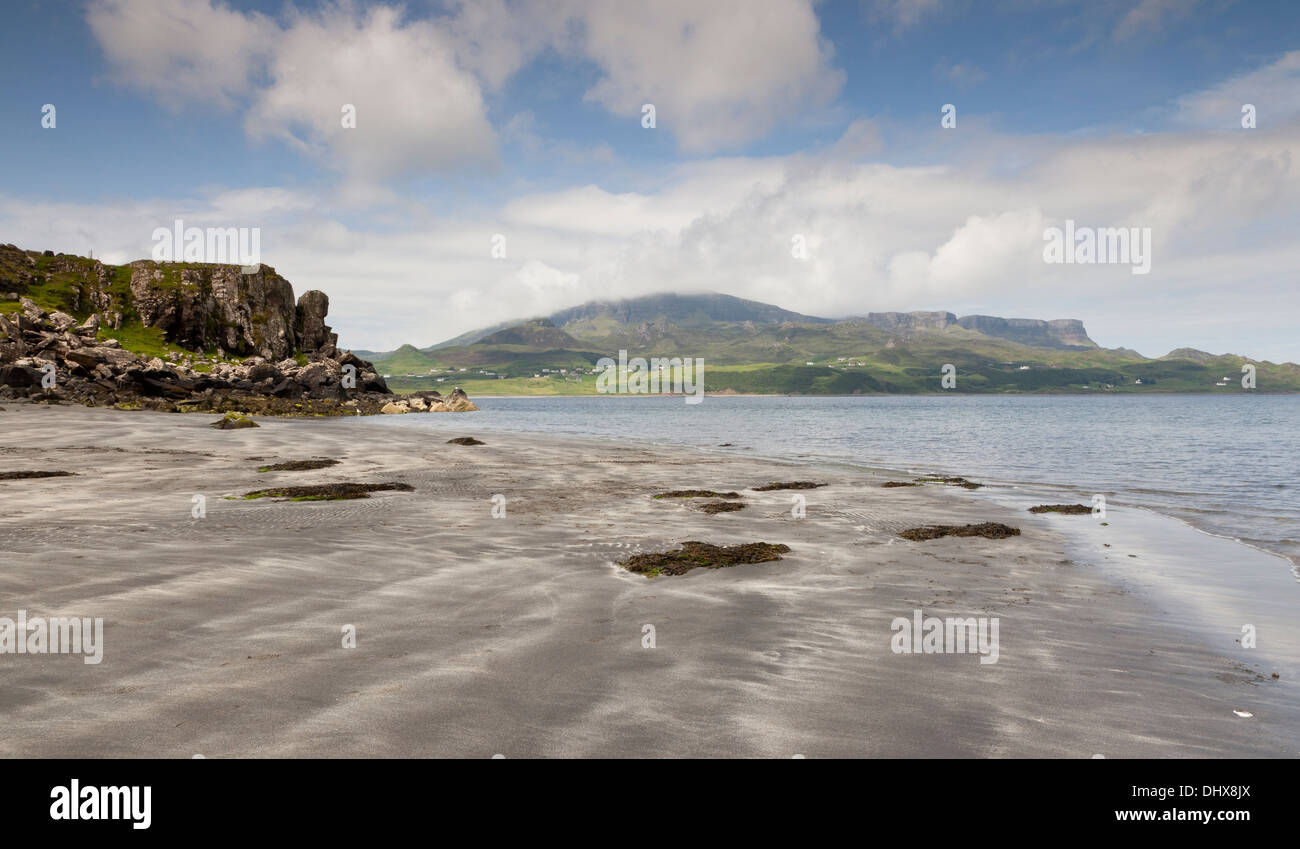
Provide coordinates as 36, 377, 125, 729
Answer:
1027, 504, 1092, 515
899, 522, 1020, 541
446, 437, 485, 445
752, 481, 826, 491
653, 489, 741, 499
698, 501, 746, 514
0, 470, 74, 480
239, 482, 413, 501
881, 481, 921, 488
914, 476, 982, 489
258, 459, 340, 472
620, 541, 791, 577
211, 412, 258, 429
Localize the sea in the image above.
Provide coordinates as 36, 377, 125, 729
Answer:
374, 393, 1300, 578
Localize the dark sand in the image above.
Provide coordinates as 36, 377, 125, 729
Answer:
0, 404, 1295, 757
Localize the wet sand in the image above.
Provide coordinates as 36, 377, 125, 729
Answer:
0, 403, 1295, 757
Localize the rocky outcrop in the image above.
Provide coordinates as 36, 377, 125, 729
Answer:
955, 316, 1095, 349
378, 387, 477, 414
844, 309, 1095, 350
295, 289, 337, 355
0, 244, 343, 360
862, 311, 958, 332
0, 297, 476, 416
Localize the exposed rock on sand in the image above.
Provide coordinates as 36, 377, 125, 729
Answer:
381, 388, 477, 414
899, 522, 1020, 541
620, 541, 791, 577
446, 436, 486, 445
211, 412, 259, 429
211, 412, 258, 429
0, 470, 74, 480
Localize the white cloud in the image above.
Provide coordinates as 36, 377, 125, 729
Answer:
1174, 51, 1300, 128
87, 0, 848, 169
28, 30, 1300, 362
576, 0, 844, 153
243, 6, 497, 182
88, 0, 498, 183
87, 0, 273, 109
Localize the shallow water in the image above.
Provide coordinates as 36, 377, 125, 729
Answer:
373, 393, 1300, 577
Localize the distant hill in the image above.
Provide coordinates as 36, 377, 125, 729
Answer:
1161, 347, 1220, 362
477, 319, 584, 348
549, 292, 832, 328
366, 291, 1299, 395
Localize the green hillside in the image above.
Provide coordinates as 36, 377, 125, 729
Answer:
371, 296, 1300, 396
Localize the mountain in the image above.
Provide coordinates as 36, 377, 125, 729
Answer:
549, 292, 832, 328
368, 292, 1300, 395
477, 319, 584, 348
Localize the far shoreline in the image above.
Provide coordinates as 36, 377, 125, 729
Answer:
413, 390, 1300, 399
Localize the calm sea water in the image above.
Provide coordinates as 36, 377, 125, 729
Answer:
375, 394, 1300, 575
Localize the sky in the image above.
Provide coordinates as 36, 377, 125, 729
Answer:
0, 0, 1297, 360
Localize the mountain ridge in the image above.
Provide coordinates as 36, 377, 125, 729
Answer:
366, 292, 1298, 395
370, 292, 1103, 356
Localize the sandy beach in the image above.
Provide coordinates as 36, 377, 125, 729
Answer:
1, 402, 1295, 758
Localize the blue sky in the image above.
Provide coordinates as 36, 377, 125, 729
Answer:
1, 0, 1298, 360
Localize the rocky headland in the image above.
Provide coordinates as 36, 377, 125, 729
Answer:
0, 245, 474, 416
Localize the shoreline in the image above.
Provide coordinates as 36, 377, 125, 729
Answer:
367, 406, 1300, 684
368, 396, 1300, 577
1, 404, 1295, 757
401, 390, 1300, 398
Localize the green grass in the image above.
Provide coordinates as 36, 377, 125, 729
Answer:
96, 322, 178, 360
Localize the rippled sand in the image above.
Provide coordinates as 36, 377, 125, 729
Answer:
0, 403, 1294, 757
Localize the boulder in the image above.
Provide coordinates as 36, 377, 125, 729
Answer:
0, 365, 41, 387
297, 361, 333, 388
295, 290, 333, 353
48, 311, 78, 332
247, 361, 281, 383
75, 313, 100, 336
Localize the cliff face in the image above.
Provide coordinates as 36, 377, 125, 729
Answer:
956, 315, 1095, 349
0, 245, 338, 360
847, 309, 1095, 349
862, 311, 958, 332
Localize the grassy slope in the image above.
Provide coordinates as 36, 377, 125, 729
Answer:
375, 317, 1300, 396
1, 250, 234, 362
